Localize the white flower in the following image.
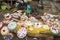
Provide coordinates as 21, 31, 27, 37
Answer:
4, 13, 11, 19
17, 27, 27, 38
29, 17, 38, 22
34, 22, 43, 28
11, 13, 19, 18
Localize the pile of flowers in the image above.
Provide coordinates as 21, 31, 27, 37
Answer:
0, 10, 60, 40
